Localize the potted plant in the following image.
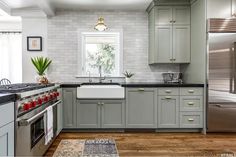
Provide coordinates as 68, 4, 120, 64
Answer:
123, 71, 135, 82
31, 56, 52, 84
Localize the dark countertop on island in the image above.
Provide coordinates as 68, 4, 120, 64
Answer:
60, 82, 204, 88
0, 93, 16, 105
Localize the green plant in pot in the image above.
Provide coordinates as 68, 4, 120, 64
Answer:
123, 70, 135, 83
31, 56, 52, 84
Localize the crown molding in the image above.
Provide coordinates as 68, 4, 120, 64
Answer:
35, 0, 55, 17
11, 7, 46, 17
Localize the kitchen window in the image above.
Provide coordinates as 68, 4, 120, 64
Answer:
81, 32, 122, 77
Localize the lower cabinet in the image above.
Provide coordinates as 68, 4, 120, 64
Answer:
77, 100, 125, 128
0, 122, 14, 156
62, 88, 77, 128
126, 88, 157, 128
0, 102, 14, 156
158, 96, 179, 128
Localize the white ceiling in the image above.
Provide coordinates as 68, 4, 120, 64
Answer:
1, 0, 152, 11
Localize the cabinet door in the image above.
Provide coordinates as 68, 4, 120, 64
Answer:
77, 100, 100, 128
155, 6, 173, 25
62, 88, 77, 128
0, 122, 14, 156
172, 25, 190, 63
101, 100, 125, 128
126, 88, 157, 128
158, 96, 179, 128
172, 6, 190, 25
155, 26, 173, 63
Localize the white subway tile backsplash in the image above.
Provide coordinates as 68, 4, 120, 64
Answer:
47, 9, 180, 82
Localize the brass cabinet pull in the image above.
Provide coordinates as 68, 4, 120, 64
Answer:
188, 118, 194, 122
188, 90, 194, 93
170, 20, 173, 23
165, 90, 172, 93
101, 102, 104, 105
173, 20, 176, 23
188, 102, 194, 105
138, 88, 145, 91
165, 96, 172, 99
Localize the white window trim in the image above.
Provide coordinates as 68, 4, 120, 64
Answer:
78, 29, 123, 77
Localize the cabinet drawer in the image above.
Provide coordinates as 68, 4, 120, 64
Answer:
0, 102, 14, 128
180, 88, 203, 96
180, 96, 203, 111
158, 88, 179, 95
180, 112, 203, 128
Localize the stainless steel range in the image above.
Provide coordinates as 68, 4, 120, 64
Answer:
0, 83, 62, 156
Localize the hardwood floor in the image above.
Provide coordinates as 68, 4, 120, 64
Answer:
45, 132, 236, 156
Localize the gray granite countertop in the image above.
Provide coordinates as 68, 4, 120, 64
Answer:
0, 93, 16, 105
60, 82, 204, 88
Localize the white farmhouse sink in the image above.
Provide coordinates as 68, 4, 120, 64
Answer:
77, 85, 125, 99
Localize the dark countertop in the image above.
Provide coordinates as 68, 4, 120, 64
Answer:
60, 82, 204, 88
0, 93, 16, 105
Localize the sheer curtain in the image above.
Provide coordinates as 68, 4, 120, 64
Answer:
0, 32, 22, 83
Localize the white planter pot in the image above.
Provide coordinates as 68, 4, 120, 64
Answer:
125, 78, 132, 83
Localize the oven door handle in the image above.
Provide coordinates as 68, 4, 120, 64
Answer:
18, 100, 62, 126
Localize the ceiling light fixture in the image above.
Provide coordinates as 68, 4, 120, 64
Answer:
94, 17, 107, 31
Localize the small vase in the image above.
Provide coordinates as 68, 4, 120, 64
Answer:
125, 78, 132, 83
36, 75, 49, 84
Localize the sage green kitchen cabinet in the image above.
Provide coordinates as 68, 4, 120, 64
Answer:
148, 5, 190, 64
173, 25, 190, 63
101, 100, 125, 128
62, 88, 77, 128
126, 88, 157, 128
158, 96, 179, 128
0, 102, 14, 156
77, 100, 125, 128
155, 25, 173, 63
77, 100, 100, 128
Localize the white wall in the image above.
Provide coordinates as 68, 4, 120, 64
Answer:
207, 0, 232, 18
47, 10, 179, 82
22, 17, 47, 83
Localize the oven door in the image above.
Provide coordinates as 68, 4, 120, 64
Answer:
16, 100, 61, 156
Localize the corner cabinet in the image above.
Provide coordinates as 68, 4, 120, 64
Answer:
148, 6, 190, 64
77, 100, 125, 128
62, 88, 77, 128
126, 88, 157, 128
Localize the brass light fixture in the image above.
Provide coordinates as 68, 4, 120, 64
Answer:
94, 17, 107, 31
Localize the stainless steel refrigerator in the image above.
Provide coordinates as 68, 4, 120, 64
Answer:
207, 19, 236, 132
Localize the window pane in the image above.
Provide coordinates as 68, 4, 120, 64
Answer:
83, 34, 119, 76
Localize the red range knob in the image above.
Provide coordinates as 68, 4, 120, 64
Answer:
37, 98, 42, 105
53, 92, 57, 97
30, 101, 37, 107
56, 92, 59, 96
50, 93, 54, 99
23, 103, 30, 111
44, 96, 48, 102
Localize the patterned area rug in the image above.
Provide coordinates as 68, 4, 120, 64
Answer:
53, 139, 119, 157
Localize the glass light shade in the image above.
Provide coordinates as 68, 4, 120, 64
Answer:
94, 17, 107, 31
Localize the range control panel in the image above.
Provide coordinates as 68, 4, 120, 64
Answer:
17, 89, 60, 116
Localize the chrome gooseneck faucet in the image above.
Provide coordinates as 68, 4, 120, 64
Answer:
98, 65, 105, 83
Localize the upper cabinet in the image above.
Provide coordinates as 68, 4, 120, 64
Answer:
148, 5, 190, 64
